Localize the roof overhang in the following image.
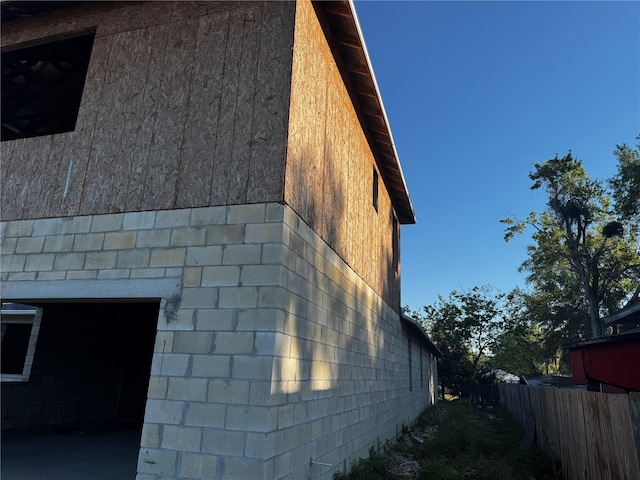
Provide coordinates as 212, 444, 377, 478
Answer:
603, 300, 640, 326
313, 0, 416, 224
401, 314, 442, 357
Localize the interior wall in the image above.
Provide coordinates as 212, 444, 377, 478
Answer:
1, 302, 159, 431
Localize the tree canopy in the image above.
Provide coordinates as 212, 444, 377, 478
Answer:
502, 144, 640, 339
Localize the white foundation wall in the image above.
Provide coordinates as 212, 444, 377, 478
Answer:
0, 203, 436, 480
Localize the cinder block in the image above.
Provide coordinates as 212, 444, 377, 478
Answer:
16, 237, 44, 254
240, 265, 285, 286
66, 270, 97, 280
207, 380, 250, 405
104, 231, 137, 250
171, 227, 206, 247
179, 452, 219, 478
161, 425, 202, 452
227, 204, 265, 224
205, 225, 244, 245
150, 248, 186, 267
244, 223, 283, 244
182, 267, 202, 287
136, 230, 171, 248
273, 450, 292, 479
225, 405, 277, 433
72, 233, 104, 251
257, 286, 282, 308
97, 269, 130, 279
155, 209, 191, 229
191, 354, 231, 378
1, 237, 17, 254
1, 254, 26, 272
123, 211, 156, 230
261, 243, 283, 265
254, 332, 276, 355
212, 332, 254, 354
186, 246, 223, 266
180, 287, 218, 309
222, 244, 261, 265
25, 253, 55, 271
130, 268, 165, 279
265, 203, 285, 222
116, 250, 150, 268
232, 355, 273, 380
37, 271, 65, 281
157, 353, 191, 376
190, 206, 226, 226
147, 376, 168, 399
140, 423, 161, 448
173, 331, 213, 354
32, 218, 63, 236
223, 457, 268, 479
218, 286, 258, 309
201, 266, 240, 287
236, 308, 279, 331
60, 216, 92, 234
144, 400, 185, 425
8, 272, 36, 281
90, 214, 123, 232
6, 220, 34, 237
201, 428, 245, 456
54, 252, 85, 270
184, 403, 225, 428
84, 251, 117, 269
137, 448, 177, 476
194, 309, 234, 331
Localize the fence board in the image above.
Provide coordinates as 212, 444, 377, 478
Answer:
498, 384, 640, 480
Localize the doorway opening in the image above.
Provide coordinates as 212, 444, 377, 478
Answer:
1, 300, 159, 480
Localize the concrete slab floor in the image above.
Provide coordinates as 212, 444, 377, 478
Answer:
1, 429, 141, 480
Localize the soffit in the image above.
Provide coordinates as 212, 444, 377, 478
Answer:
314, 0, 416, 224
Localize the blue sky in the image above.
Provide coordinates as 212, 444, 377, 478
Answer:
354, 1, 640, 310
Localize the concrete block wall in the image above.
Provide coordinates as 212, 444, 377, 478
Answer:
0, 202, 436, 479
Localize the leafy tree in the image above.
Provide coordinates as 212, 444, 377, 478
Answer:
610, 138, 640, 225
502, 149, 640, 339
410, 286, 505, 393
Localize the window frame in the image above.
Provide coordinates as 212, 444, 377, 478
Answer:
1, 304, 43, 382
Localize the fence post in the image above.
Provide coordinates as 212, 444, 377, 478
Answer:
630, 392, 640, 472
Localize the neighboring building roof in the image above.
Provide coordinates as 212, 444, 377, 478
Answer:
1, 0, 416, 225
603, 299, 640, 327
519, 375, 578, 389
400, 314, 443, 357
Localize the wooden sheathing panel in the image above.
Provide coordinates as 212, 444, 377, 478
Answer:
1, 1, 294, 220
285, 0, 328, 235
286, 0, 399, 308
174, 13, 229, 209
246, 1, 295, 202
224, 4, 262, 205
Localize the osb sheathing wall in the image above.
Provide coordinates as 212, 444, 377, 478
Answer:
1, 1, 295, 221
285, 0, 400, 309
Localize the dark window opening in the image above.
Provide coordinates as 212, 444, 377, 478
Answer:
373, 168, 379, 212
408, 338, 413, 391
420, 347, 424, 389
392, 215, 399, 272
2, 30, 95, 141
1, 323, 32, 374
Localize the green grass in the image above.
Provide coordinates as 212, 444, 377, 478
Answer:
335, 400, 562, 480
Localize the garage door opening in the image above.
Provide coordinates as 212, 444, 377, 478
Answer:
1, 300, 159, 480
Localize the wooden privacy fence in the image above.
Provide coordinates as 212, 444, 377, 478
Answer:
498, 384, 640, 480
